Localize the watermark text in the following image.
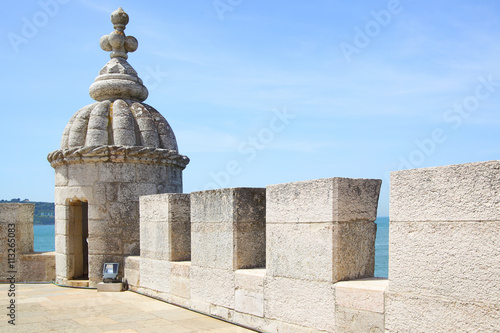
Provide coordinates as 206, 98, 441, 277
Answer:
339, 0, 409, 63
7, 0, 71, 54
204, 107, 295, 189
6, 223, 16, 325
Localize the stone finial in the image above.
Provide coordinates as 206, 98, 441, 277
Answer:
99, 7, 138, 60
89, 7, 148, 102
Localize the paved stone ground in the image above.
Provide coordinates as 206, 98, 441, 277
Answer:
0, 283, 256, 333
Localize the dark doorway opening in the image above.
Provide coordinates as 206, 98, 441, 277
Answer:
70, 200, 88, 280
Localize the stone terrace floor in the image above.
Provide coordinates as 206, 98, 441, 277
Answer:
0, 283, 256, 333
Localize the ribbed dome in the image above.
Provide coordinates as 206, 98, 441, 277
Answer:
60, 99, 178, 151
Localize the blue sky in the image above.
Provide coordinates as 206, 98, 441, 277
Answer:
1, 0, 500, 216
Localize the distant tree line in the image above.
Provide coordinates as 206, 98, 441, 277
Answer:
0, 199, 54, 225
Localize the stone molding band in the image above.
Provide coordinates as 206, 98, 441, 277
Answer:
47, 145, 190, 169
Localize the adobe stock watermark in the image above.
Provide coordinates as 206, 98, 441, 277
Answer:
5, 223, 16, 325
141, 65, 169, 91
339, 0, 410, 63
395, 74, 499, 171
213, 0, 243, 21
203, 107, 296, 190
7, 0, 71, 54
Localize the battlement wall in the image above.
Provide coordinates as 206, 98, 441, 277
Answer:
129, 177, 383, 332
0, 203, 55, 283
125, 160, 500, 332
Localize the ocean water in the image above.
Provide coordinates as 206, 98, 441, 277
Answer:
374, 216, 389, 278
34, 217, 390, 278
33, 225, 55, 252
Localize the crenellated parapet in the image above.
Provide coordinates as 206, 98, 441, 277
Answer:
126, 161, 500, 332
131, 177, 382, 332
0, 203, 55, 283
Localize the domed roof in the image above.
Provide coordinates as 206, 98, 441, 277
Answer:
60, 100, 178, 151
48, 8, 188, 169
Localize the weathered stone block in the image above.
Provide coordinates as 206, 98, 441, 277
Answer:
54, 165, 69, 186
139, 257, 171, 293
140, 221, 171, 260
235, 269, 265, 317
390, 160, 500, 222
54, 218, 70, 238
106, 183, 120, 202
191, 188, 265, 270
235, 268, 266, 292
19, 252, 56, 282
0, 205, 17, 223
55, 252, 71, 278
191, 222, 233, 270
123, 240, 140, 257
136, 164, 162, 183
233, 188, 266, 223
332, 221, 376, 281
54, 205, 70, 231
140, 193, 191, 261
265, 178, 379, 284
167, 194, 191, 223
335, 306, 385, 333
389, 221, 500, 304
161, 178, 183, 194
97, 282, 123, 292
118, 183, 157, 202
140, 194, 168, 223
190, 298, 211, 314
55, 235, 72, 254
67, 163, 99, 186
0, 204, 35, 281
124, 255, 140, 288
106, 202, 139, 226
231, 312, 277, 333
267, 177, 381, 223
98, 162, 136, 183
235, 221, 266, 269
170, 222, 191, 261
0, 203, 34, 255
276, 321, 325, 333
170, 261, 191, 299
385, 291, 500, 333
87, 220, 121, 237
267, 223, 333, 281
264, 276, 336, 332
335, 278, 387, 314
87, 202, 104, 221
92, 183, 107, 204
54, 186, 94, 205
140, 193, 190, 223
121, 225, 140, 255
191, 189, 236, 223
208, 305, 235, 321
88, 235, 123, 255
191, 188, 265, 223
190, 266, 234, 308
387, 160, 500, 332
267, 221, 375, 282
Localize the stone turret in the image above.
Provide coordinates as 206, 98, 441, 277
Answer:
48, 8, 189, 287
